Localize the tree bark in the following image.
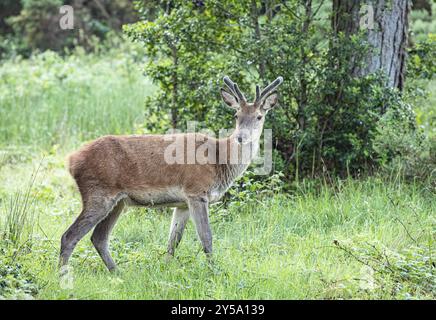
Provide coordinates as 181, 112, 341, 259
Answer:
332, 0, 411, 90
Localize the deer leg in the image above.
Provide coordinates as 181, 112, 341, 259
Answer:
59, 192, 124, 269
188, 197, 212, 255
167, 207, 190, 256
91, 200, 125, 271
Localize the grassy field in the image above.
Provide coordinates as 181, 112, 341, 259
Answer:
0, 46, 152, 150
0, 50, 434, 300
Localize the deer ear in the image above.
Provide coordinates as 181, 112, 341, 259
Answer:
220, 88, 239, 109
261, 92, 278, 111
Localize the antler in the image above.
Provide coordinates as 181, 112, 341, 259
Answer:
223, 76, 283, 105
223, 76, 246, 104
255, 77, 283, 103
255, 85, 260, 101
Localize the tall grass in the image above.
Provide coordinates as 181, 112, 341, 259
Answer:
23, 175, 432, 300
0, 163, 40, 248
0, 163, 42, 299
0, 44, 153, 149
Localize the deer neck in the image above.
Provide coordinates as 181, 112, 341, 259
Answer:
213, 129, 260, 193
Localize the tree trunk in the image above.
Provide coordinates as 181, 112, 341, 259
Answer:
332, 0, 411, 90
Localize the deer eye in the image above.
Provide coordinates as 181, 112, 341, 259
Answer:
257, 115, 263, 120
234, 114, 238, 119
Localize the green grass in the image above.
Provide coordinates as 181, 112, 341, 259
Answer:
0, 49, 434, 300
0, 45, 152, 150
0, 156, 434, 299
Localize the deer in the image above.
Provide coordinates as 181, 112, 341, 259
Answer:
60, 76, 283, 272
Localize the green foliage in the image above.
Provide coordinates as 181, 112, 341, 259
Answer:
0, 167, 40, 299
2, 0, 429, 180
0, 249, 39, 299
223, 171, 285, 208
126, 0, 425, 178
334, 240, 435, 299
410, 1, 436, 42
0, 0, 138, 58
374, 107, 435, 183
408, 34, 436, 81
124, 0, 237, 131
5, 0, 65, 55
0, 41, 150, 149
372, 32, 436, 181
406, 34, 436, 139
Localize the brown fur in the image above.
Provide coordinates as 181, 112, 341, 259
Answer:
68, 134, 219, 200
59, 76, 282, 272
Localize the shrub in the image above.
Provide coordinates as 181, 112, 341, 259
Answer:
0, 0, 139, 58
125, 1, 426, 179
0, 247, 39, 299
334, 240, 435, 299
6, 0, 66, 55
374, 107, 435, 183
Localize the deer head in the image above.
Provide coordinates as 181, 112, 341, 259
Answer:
220, 76, 283, 145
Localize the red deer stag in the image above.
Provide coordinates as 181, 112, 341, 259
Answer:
60, 76, 283, 271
